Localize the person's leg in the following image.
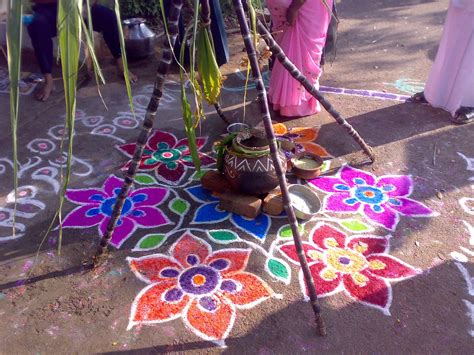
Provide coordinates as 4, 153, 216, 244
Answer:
28, 4, 57, 101
90, 4, 137, 82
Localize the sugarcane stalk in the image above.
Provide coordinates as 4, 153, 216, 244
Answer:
214, 102, 230, 124
233, 0, 327, 336
94, 0, 184, 264
200, 0, 211, 26
251, 8, 375, 163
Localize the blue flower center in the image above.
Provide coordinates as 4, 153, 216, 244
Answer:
100, 197, 133, 217
354, 186, 385, 204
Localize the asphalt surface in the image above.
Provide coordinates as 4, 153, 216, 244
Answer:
0, 0, 473, 353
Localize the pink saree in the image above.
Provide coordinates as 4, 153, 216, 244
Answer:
267, 0, 333, 117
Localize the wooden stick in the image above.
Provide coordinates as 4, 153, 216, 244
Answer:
94, 0, 184, 264
233, 0, 327, 336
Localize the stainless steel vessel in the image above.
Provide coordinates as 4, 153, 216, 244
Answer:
122, 18, 156, 59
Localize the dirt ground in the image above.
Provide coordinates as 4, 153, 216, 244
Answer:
1, 0, 473, 353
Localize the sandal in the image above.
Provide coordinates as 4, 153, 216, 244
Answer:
451, 106, 474, 125
409, 91, 428, 104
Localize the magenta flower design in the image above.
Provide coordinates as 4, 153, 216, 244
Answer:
310, 166, 436, 231
118, 130, 215, 185
62, 175, 171, 248
279, 223, 420, 314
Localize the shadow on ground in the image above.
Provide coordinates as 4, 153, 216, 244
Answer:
96, 260, 473, 354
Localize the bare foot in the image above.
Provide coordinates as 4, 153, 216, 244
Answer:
35, 74, 55, 102
116, 58, 138, 84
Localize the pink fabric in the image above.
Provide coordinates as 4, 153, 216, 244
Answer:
267, 0, 333, 117
424, 0, 474, 116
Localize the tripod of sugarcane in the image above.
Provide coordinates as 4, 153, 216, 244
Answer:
93, 0, 377, 336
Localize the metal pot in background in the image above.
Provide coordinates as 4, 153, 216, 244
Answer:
122, 18, 156, 59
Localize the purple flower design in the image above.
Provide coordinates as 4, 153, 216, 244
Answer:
62, 175, 171, 248
310, 166, 436, 231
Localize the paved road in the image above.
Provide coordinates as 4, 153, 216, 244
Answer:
0, 0, 473, 353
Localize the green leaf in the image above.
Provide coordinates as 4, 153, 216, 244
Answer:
114, 0, 135, 116
196, 26, 222, 105
6, 0, 23, 238
135, 174, 157, 185
208, 230, 239, 244
266, 258, 291, 284
278, 224, 304, 239
170, 198, 190, 215
179, 35, 202, 175
321, 160, 331, 173
340, 219, 373, 233
192, 169, 210, 181
136, 234, 166, 251
56, 0, 83, 254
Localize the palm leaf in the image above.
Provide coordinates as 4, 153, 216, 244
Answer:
6, 0, 23, 237
56, 0, 82, 254
196, 27, 222, 105
179, 26, 202, 174
113, 0, 135, 116
78, 6, 105, 85
81, 0, 107, 108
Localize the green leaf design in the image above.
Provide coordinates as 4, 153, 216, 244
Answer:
192, 169, 211, 181
278, 224, 304, 239
135, 174, 157, 185
266, 258, 291, 284
340, 219, 373, 233
208, 230, 239, 244
170, 198, 190, 215
136, 234, 166, 251
321, 160, 331, 173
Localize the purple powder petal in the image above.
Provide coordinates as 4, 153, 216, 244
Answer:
220, 279, 237, 293
210, 259, 229, 271
164, 288, 184, 302
161, 268, 180, 278
199, 296, 218, 312
187, 254, 198, 266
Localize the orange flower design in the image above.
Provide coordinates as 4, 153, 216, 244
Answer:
127, 232, 274, 344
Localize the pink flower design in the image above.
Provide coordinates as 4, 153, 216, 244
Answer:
279, 222, 420, 314
310, 165, 436, 231
127, 232, 274, 343
62, 175, 171, 248
118, 130, 215, 185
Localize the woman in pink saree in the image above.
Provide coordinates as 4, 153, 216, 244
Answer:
267, 0, 333, 117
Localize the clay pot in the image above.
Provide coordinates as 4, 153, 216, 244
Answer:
290, 152, 324, 180
223, 144, 287, 195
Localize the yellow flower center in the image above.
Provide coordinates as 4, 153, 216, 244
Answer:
325, 247, 367, 274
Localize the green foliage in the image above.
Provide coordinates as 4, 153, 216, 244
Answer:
219, 0, 262, 18
7, 0, 24, 237
56, 0, 83, 253
118, 0, 162, 22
